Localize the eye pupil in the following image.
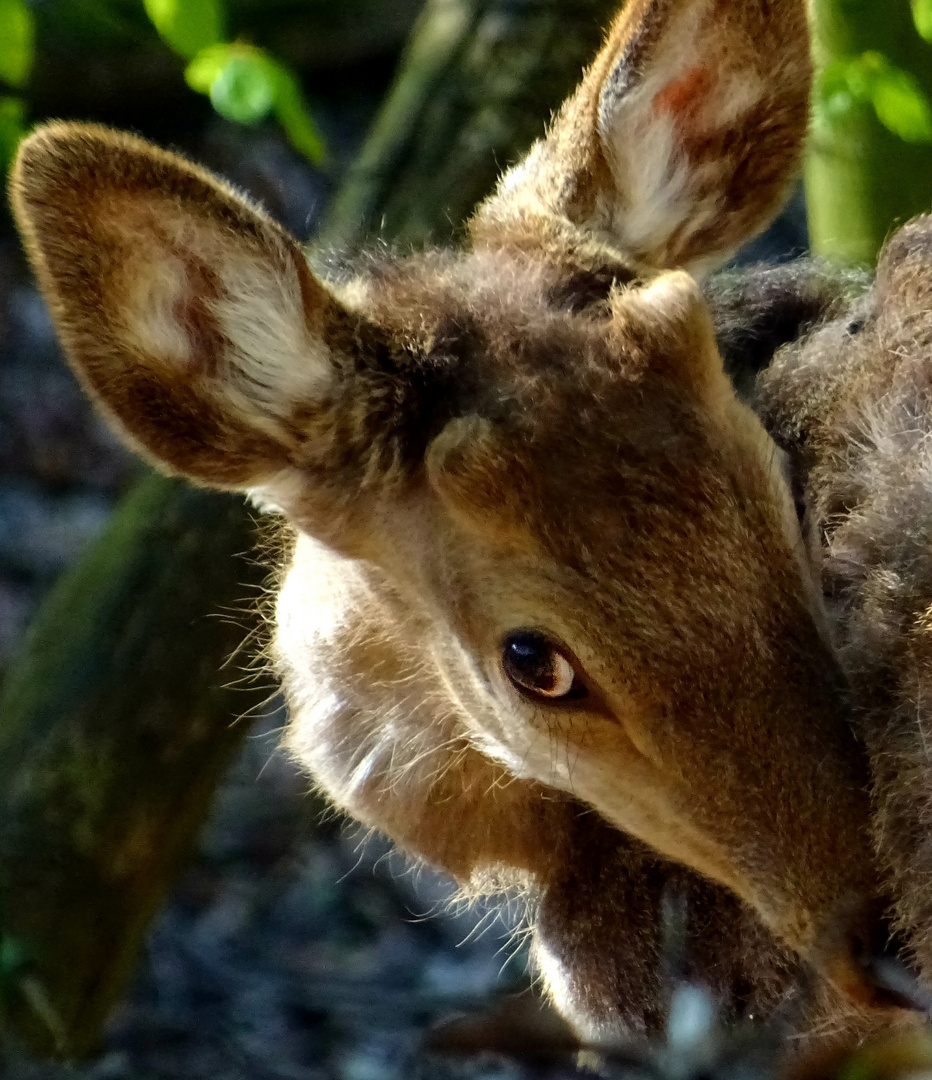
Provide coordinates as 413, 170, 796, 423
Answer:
508, 637, 556, 688
502, 631, 579, 700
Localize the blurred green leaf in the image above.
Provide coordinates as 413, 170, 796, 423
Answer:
863, 54, 932, 143
268, 61, 326, 165
913, 0, 932, 42
187, 45, 275, 123
844, 51, 882, 102
816, 59, 860, 122
184, 42, 231, 94
143, 0, 224, 61
816, 52, 932, 145
0, 0, 34, 88
210, 52, 274, 123
186, 43, 326, 165
0, 95, 26, 172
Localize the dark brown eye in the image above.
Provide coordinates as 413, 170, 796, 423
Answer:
502, 631, 582, 701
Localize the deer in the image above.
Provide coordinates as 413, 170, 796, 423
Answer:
8, 0, 915, 1049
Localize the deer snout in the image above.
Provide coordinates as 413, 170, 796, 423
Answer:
815, 901, 929, 1014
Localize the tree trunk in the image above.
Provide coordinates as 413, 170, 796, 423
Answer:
0, 476, 270, 1056
805, 0, 932, 265
0, 0, 620, 1061
321, 0, 617, 248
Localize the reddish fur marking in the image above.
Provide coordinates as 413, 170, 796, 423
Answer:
651, 66, 713, 127
171, 249, 227, 379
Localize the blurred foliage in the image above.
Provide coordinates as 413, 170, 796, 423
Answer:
0, 96, 26, 171
813, 0, 932, 148
144, 0, 325, 163
915, 0, 932, 41
143, 0, 224, 57
0, 0, 326, 173
185, 42, 324, 161
0, 0, 33, 169
807, 0, 932, 264
0, 0, 33, 87
817, 50, 932, 144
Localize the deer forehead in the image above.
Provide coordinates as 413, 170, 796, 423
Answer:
269, 253, 807, 600
333, 251, 721, 413
339, 419, 805, 680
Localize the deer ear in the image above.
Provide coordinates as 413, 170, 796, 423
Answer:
11, 123, 356, 490
473, 0, 811, 275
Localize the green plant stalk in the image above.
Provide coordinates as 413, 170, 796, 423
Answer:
320, 0, 619, 249
806, 0, 932, 265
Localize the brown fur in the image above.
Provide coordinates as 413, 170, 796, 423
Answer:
759, 216, 932, 998
7, 0, 897, 1044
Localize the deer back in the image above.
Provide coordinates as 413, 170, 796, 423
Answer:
759, 215, 932, 993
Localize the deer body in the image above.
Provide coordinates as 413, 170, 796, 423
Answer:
760, 218, 932, 998
8, 0, 910, 1045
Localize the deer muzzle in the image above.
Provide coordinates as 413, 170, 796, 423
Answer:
819, 903, 930, 1014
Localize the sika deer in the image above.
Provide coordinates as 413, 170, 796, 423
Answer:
9, 0, 895, 1042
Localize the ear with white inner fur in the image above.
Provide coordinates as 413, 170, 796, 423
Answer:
471, 0, 811, 275
10, 123, 358, 490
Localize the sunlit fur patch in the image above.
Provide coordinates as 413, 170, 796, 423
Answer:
118, 199, 336, 449
210, 252, 334, 421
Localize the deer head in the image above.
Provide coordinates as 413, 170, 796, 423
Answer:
10, 0, 892, 1028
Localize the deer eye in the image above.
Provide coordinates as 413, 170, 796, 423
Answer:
502, 631, 583, 701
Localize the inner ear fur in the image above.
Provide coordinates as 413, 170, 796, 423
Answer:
472, 0, 811, 274
10, 123, 357, 489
